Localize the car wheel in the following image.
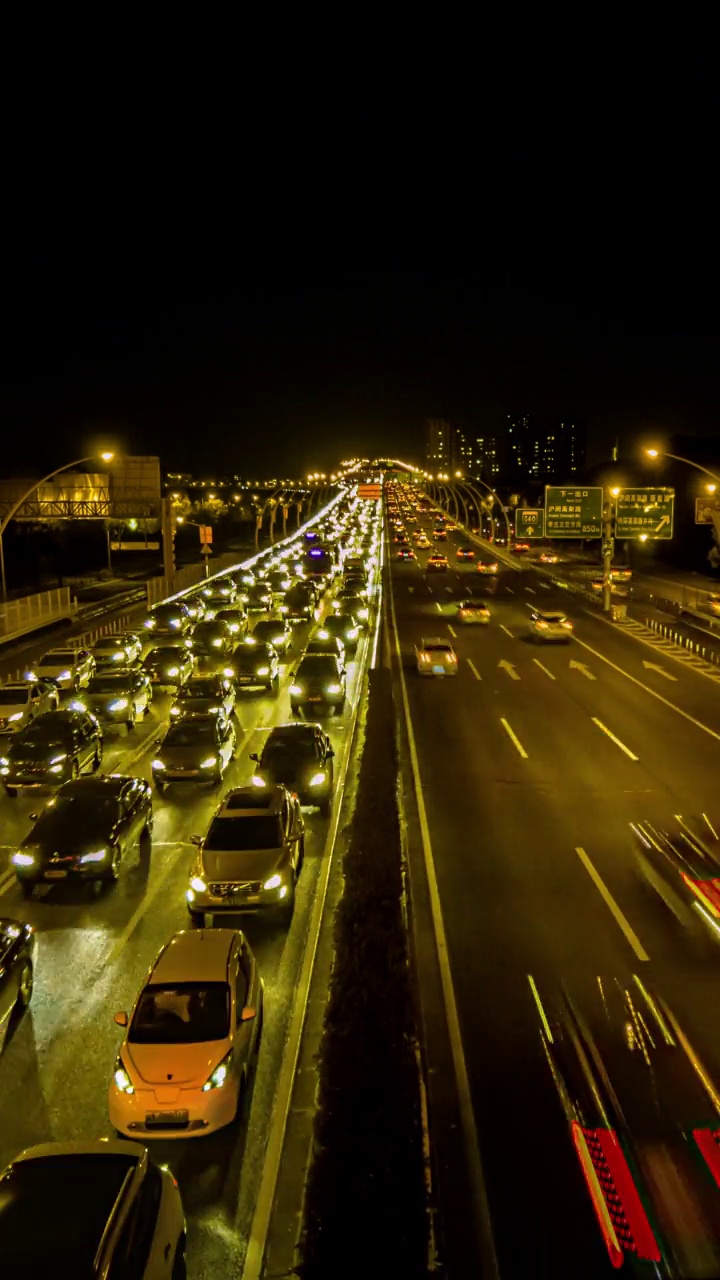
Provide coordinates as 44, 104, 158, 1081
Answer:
297, 836, 306, 872
188, 909, 205, 928
154, 778, 167, 795
4, 786, 17, 798
171, 1243, 187, 1280
126, 707, 136, 732
94, 746, 103, 771
20, 881, 34, 899
279, 878, 296, 923
334, 699, 345, 716
139, 824, 152, 856
144, 696, 152, 716
291, 705, 301, 718
16, 961, 33, 1010
105, 845, 121, 883
71, 760, 80, 781
319, 796, 331, 818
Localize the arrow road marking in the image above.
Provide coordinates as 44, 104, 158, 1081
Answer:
591, 717, 639, 761
499, 624, 514, 638
500, 718, 528, 758
498, 659, 520, 680
575, 847, 649, 961
642, 660, 678, 682
533, 658, 556, 680
569, 659, 596, 681
467, 659, 482, 681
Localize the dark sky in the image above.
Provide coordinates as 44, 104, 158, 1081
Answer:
4, 17, 719, 476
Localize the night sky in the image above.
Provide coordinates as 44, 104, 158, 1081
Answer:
4, 19, 718, 477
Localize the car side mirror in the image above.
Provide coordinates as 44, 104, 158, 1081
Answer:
114, 1011, 128, 1027
190, 834, 202, 846
288, 671, 295, 678
326, 748, 334, 758
249, 752, 259, 763
240, 1006, 256, 1022
29, 812, 39, 822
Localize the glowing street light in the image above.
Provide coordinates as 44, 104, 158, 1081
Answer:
644, 448, 720, 484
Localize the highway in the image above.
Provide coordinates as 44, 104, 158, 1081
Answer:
388, 513, 720, 1276
0, 530, 379, 1279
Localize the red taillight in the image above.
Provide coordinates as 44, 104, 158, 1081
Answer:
681, 874, 720, 918
694, 1128, 720, 1189
571, 1123, 661, 1268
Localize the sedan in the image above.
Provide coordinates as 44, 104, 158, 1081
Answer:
142, 644, 195, 688
476, 560, 499, 575
251, 618, 292, 654
528, 610, 574, 642
91, 631, 143, 668
0, 918, 36, 1051
152, 713, 237, 791
246, 583, 273, 612
169, 673, 237, 722
333, 589, 369, 622
12, 774, 153, 896
214, 606, 249, 637
226, 640, 280, 691
0, 681, 59, 736
415, 638, 458, 676
184, 592, 208, 621
72, 668, 152, 729
397, 547, 415, 561
290, 654, 346, 714
539, 552, 559, 564
426, 554, 449, 572
1, 710, 103, 796
202, 579, 238, 610
188, 619, 234, 661
316, 613, 360, 655
631, 815, 720, 953
456, 547, 475, 561
251, 721, 335, 815
457, 599, 490, 624
26, 647, 95, 691
142, 601, 192, 636
305, 634, 346, 671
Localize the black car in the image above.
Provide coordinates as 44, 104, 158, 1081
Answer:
305, 634, 346, 671
142, 600, 192, 637
246, 582, 273, 612
12, 775, 153, 896
317, 613, 361, 654
169, 672, 238, 722
73, 669, 152, 729
290, 654, 346, 715
142, 644, 195, 688
202, 578, 238, 609
251, 618, 292, 654
183, 592, 208, 621
188, 618, 234, 661
1, 711, 103, 797
0, 919, 36, 1051
282, 584, 318, 623
152, 713, 237, 791
333, 588, 369, 622
214, 606, 249, 638
226, 641, 280, 691
251, 722, 335, 815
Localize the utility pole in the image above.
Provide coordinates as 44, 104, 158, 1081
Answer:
161, 497, 176, 583
601, 487, 618, 614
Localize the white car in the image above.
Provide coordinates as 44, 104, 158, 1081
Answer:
457, 600, 490, 625
109, 928, 263, 1140
26, 647, 95, 690
415, 638, 459, 676
528, 610, 574, 642
0, 681, 59, 734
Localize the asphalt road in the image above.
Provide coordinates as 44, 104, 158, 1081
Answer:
0, 591, 376, 1279
388, 521, 720, 1277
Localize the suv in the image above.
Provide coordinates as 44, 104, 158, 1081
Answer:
251, 722, 335, 815
0, 1139, 185, 1277
187, 786, 304, 923
0, 681, 59, 735
142, 601, 192, 636
1, 711, 103, 797
26, 648, 95, 691
290, 654, 346, 715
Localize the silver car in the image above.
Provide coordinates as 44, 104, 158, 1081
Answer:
415, 638, 459, 676
26, 647, 96, 690
0, 681, 59, 734
528, 610, 574, 642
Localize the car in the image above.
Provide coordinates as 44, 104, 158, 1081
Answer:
250, 618, 292, 654
267, 569, 293, 594
187, 618, 234, 662
343, 556, 365, 574
610, 566, 632, 582
282, 584, 318, 623
397, 547, 415, 560
186, 787, 304, 924
415, 638, 459, 676
631, 815, 720, 952
183, 592, 208, 621
250, 722, 335, 815
0, 1139, 186, 1275
169, 672, 237, 722
512, 542, 530, 554
457, 599, 490, 624
333, 588, 369, 621
0, 681, 59, 736
532, 974, 720, 1276
0, 918, 36, 1051
142, 644, 195, 688
394, 533, 409, 546
539, 551, 559, 564
12, 774, 153, 896
72, 668, 152, 729
26, 647, 95, 691
305, 634, 346, 671
1, 710, 103, 797
426, 554, 449, 572
91, 631, 143, 668
142, 601, 192, 636
201, 579, 238, 610
226, 640, 280, 691
110, 928, 263, 1140
445, 519, 457, 530
707, 593, 720, 618
290, 654, 346, 714
476, 560, 499, 574
214, 605, 249, 637
152, 713, 237, 792
246, 583, 273, 612
416, 534, 431, 549
528, 610, 574, 642
316, 612, 360, 654
432, 529, 447, 542
456, 546, 475, 561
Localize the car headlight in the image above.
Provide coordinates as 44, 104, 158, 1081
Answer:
326, 684, 342, 694
290, 684, 303, 695
202, 1048, 233, 1092
271, 635, 284, 646
212, 638, 223, 647
12, 852, 35, 866
228, 622, 239, 632
309, 771, 326, 787
346, 628, 358, 639
69, 699, 87, 712
252, 775, 266, 787
190, 874, 207, 892
169, 619, 181, 628
107, 698, 128, 712
280, 604, 288, 613
317, 629, 329, 639
256, 666, 270, 676
200, 756, 218, 768
170, 706, 181, 716
79, 849, 108, 864
263, 873, 283, 891
358, 608, 369, 618
114, 1059, 134, 1094
223, 667, 235, 678
244, 636, 256, 645
7, 712, 23, 723
152, 759, 166, 770
58, 670, 71, 682
167, 666, 180, 677
143, 619, 155, 629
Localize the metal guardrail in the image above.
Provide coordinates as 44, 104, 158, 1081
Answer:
146, 552, 244, 607
0, 588, 77, 644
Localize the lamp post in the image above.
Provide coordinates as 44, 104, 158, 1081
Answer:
645, 449, 720, 485
0, 452, 114, 600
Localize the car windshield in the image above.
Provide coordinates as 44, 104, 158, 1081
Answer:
87, 674, 131, 692
164, 723, 215, 746
130, 982, 230, 1044
253, 623, 279, 638
41, 795, 120, 823
263, 736, 314, 761
298, 656, 337, 676
424, 644, 452, 653
39, 652, 75, 665
145, 648, 184, 662
204, 814, 284, 850
178, 679, 217, 698
94, 638, 124, 650
0, 689, 29, 705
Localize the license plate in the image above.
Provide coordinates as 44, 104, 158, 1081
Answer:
170, 769, 199, 777
307, 695, 322, 701
230, 893, 259, 906
433, 665, 445, 674
145, 1110, 188, 1127
44, 869, 67, 879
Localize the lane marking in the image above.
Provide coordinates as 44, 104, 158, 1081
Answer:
388, 567, 500, 1277
435, 602, 443, 613
0, 869, 15, 897
447, 624, 457, 638
527, 975, 553, 1043
500, 717, 528, 758
499, 624, 514, 638
497, 659, 520, 680
572, 633, 720, 745
569, 659, 596, 681
591, 717, 639, 761
467, 659, 482, 681
532, 658, 556, 680
524, 587, 536, 595
642, 659, 678, 682
575, 846, 649, 961
586, 610, 720, 685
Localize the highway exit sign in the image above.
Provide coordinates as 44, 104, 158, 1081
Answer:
515, 508, 545, 539
545, 486, 603, 538
616, 488, 674, 538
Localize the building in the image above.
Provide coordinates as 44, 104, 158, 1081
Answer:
424, 420, 452, 472
502, 415, 586, 482
473, 435, 500, 480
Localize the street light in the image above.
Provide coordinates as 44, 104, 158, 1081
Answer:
644, 448, 720, 485
0, 452, 116, 600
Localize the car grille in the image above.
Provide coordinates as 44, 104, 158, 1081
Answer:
209, 880, 262, 897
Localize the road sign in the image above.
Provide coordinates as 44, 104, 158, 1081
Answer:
545, 486, 603, 538
601, 537, 615, 559
199, 524, 213, 545
616, 488, 674, 539
358, 484, 382, 500
200, 545, 212, 555
515, 508, 545, 539
696, 495, 720, 525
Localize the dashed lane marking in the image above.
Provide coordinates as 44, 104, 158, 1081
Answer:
500, 718, 528, 758
575, 846, 649, 961
591, 717, 639, 761
467, 659, 482, 680
532, 659, 556, 680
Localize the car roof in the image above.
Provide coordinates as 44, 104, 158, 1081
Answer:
27, 710, 84, 727
420, 636, 452, 647
57, 775, 131, 799
0, 683, 32, 694
150, 928, 237, 984
537, 610, 567, 620
218, 785, 286, 812
267, 721, 318, 742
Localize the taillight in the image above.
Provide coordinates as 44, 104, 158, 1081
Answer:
571, 1123, 661, 1268
693, 1128, 720, 1188
681, 874, 720, 918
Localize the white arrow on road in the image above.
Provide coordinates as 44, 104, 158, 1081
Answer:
569, 659, 596, 680
642, 659, 678, 681
498, 659, 520, 680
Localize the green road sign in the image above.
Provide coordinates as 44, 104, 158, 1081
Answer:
545, 486, 603, 538
515, 508, 545, 539
616, 488, 674, 538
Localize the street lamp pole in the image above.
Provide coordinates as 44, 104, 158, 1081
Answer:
0, 453, 114, 600
645, 450, 720, 485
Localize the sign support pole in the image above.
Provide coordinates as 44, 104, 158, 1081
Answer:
602, 492, 615, 614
